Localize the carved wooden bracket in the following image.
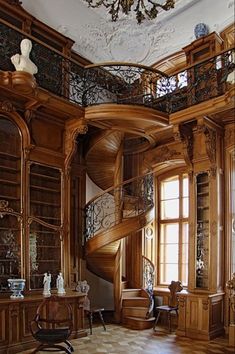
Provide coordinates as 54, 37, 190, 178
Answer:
204, 126, 216, 165
173, 124, 193, 169
64, 118, 88, 170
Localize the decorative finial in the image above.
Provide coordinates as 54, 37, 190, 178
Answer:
194, 23, 209, 39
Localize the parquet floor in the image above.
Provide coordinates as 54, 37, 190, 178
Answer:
20, 324, 234, 353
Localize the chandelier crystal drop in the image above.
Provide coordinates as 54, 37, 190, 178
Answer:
85, 0, 175, 24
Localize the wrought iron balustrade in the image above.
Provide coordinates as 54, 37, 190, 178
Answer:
85, 173, 154, 241
167, 48, 235, 112
142, 255, 155, 318
83, 63, 169, 110
0, 20, 234, 113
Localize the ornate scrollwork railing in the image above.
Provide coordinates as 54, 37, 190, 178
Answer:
167, 48, 235, 113
85, 173, 154, 241
0, 20, 234, 113
82, 63, 168, 110
142, 255, 155, 318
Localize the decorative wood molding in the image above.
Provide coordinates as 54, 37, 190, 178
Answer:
0, 100, 15, 112
151, 145, 182, 164
64, 118, 88, 169
204, 127, 217, 165
202, 299, 209, 311
225, 125, 235, 149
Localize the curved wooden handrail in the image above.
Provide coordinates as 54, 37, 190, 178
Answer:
86, 170, 153, 207
85, 61, 168, 77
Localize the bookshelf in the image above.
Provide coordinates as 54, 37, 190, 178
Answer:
0, 118, 21, 291
196, 172, 209, 289
29, 164, 62, 289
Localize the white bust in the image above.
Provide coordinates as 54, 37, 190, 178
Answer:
11, 38, 38, 75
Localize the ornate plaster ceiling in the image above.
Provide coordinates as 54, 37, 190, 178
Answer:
21, 0, 233, 65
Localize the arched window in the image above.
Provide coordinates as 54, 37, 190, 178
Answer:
157, 171, 189, 286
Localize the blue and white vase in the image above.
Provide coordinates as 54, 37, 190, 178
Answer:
194, 23, 209, 39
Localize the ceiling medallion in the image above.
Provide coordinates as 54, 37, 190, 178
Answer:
85, 0, 175, 24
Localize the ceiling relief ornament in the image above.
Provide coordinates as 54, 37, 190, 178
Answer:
73, 20, 175, 64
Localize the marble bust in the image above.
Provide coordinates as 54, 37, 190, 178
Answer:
11, 38, 38, 75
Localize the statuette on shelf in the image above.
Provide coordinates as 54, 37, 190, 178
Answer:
43, 272, 51, 297
11, 38, 38, 75
56, 272, 66, 295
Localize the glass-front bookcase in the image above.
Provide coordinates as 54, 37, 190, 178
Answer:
29, 163, 62, 290
0, 117, 21, 291
0, 117, 63, 293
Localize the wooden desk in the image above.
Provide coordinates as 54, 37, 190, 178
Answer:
0, 291, 87, 354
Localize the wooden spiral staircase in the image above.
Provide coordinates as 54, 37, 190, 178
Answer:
84, 129, 155, 329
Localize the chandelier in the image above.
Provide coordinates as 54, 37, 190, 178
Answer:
85, 0, 175, 24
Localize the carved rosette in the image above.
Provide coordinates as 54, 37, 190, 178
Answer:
0, 100, 15, 112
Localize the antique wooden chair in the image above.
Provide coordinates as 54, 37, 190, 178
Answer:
153, 280, 183, 332
83, 296, 106, 335
30, 295, 74, 353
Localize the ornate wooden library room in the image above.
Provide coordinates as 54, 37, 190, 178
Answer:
0, 0, 234, 353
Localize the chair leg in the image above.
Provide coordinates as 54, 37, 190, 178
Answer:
168, 312, 171, 332
98, 310, 106, 331
38, 344, 72, 354
88, 311, 93, 335
65, 340, 74, 352
153, 311, 161, 331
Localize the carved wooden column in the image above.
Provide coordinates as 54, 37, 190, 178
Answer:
64, 118, 88, 287
226, 273, 235, 347
176, 117, 225, 340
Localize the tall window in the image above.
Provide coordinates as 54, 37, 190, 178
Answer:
158, 172, 189, 286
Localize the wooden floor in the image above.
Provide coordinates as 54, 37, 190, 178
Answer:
20, 324, 234, 353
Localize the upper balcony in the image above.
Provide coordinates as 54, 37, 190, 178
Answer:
0, 19, 234, 127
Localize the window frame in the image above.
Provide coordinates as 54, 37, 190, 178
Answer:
155, 168, 189, 287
